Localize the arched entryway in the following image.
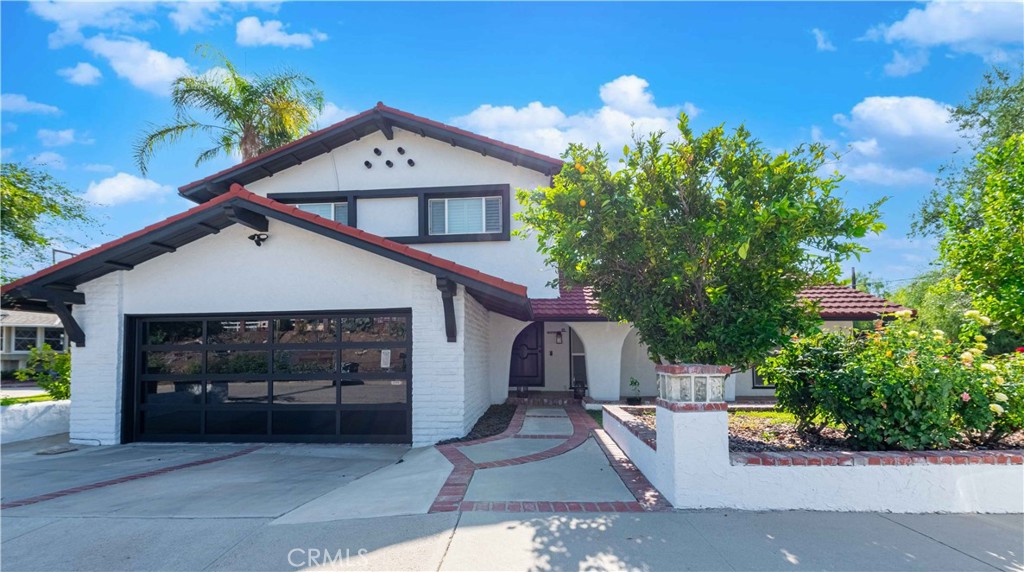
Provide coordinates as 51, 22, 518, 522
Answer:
508, 322, 587, 397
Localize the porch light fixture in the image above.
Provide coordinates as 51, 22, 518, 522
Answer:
555, 332, 563, 345
248, 233, 269, 247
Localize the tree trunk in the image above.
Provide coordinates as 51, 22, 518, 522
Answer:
240, 128, 261, 161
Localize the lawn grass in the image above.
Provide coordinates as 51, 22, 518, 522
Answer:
587, 409, 603, 427
729, 410, 796, 422
0, 394, 53, 406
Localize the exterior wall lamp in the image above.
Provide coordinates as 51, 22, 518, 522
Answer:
248, 233, 269, 247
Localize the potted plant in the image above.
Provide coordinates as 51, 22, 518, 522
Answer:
626, 377, 642, 405
517, 114, 884, 394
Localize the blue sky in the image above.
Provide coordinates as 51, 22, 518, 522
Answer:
2, 1, 1022, 286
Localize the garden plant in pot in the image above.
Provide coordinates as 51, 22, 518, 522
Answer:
517, 115, 884, 395
627, 377, 642, 406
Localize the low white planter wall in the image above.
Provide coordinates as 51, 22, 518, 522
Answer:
603, 406, 659, 486
1, 400, 70, 443
605, 400, 1024, 513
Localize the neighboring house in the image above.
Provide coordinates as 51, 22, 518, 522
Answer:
0, 104, 907, 446
0, 310, 65, 376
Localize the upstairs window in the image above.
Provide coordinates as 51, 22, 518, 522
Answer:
428, 197, 501, 236
297, 202, 348, 224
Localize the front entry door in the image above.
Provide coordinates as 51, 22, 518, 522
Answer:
509, 322, 544, 387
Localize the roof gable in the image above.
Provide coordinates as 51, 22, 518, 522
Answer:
2, 185, 532, 319
179, 103, 564, 203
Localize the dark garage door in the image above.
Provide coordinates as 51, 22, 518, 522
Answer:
124, 311, 412, 444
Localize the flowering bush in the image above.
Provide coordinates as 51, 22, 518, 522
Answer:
760, 310, 1024, 450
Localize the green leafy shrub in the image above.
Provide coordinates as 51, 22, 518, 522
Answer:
760, 333, 848, 434
765, 311, 1024, 450
14, 344, 70, 400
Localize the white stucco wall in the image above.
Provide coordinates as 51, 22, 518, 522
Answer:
607, 406, 1024, 513
357, 197, 419, 237
70, 222, 476, 446
243, 128, 558, 297
543, 321, 572, 392
485, 314, 528, 403
1, 400, 70, 443
620, 328, 658, 397
571, 322, 632, 401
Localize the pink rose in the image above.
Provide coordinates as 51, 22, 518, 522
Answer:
961, 392, 971, 402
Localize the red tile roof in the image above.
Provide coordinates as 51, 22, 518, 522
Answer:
530, 283, 910, 321
178, 102, 565, 198
800, 284, 910, 320
1, 184, 528, 299
531, 284, 602, 320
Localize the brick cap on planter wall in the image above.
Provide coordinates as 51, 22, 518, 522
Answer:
655, 364, 733, 375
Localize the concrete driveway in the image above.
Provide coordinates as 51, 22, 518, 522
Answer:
2, 434, 1022, 571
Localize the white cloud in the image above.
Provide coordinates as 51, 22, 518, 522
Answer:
2, 122, 16, 134
316, 102, 356, 128
27, 1, 156, 48
452, 75, 696, 158
168, 1, 225, 33
812, 28, 836, 52
866, 2, 1024, 74
0, 148, 12, 161
84, 172, 173, 205
83, 163, 115, 173
38, 128, 93, 147
57, 62, 103, 85
818, 95, 958, 187
883, 50, 929, 77
843, 163, 934, 187
236, 16, 327, 49
1, 94, 60, 115
83, 35, 190, 95
29, 151, 67, 170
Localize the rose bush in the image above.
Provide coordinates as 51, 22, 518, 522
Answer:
760, 310, 1024, 450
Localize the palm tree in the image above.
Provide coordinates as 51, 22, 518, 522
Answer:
134, 45, 324, 175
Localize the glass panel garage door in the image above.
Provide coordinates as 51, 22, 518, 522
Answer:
125, 311, 412, 443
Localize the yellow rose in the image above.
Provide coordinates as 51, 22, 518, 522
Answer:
960, 351, 975, 363
964, 310, 980, 319
989, 403, 1005, 415
994, 393, 1008, 402
975, 335, 987, 342
994, 376, 1006, 385
980, 363, 997, 373
980, 316, 992, 326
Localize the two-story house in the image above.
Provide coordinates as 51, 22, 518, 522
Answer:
1, 104, 905, 447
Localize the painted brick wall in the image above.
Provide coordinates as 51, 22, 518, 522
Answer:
69, 272, 124, 445
66, 224, 478, 447
461, 291, 491, 433
410, 274, 467, 446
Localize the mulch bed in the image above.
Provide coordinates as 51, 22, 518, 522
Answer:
630, 407, 1024, 452
437, 404, 517, 445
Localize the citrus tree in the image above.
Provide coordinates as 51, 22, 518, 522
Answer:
517, 115, 885, 368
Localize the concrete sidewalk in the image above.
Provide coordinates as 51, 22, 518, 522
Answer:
3, 510, 1020, 571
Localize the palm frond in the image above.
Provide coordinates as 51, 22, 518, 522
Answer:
133, 121, 228, 176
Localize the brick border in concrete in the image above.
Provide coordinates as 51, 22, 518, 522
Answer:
592, 428, 672, 511
1, 446, 263, 510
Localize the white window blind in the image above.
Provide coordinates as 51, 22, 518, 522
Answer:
428, 197, 501, 235
297, 202, 348, 224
